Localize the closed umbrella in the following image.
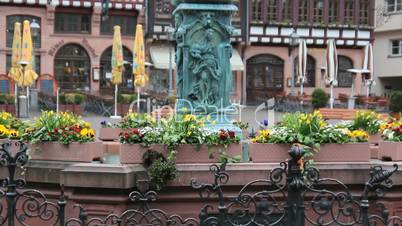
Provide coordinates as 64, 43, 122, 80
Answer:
8, 22, 23, 115
19, 20, 38, 117
111, 25, 124, 118
297, 39, 307, 99
133, 24, 148, 111
325, 39, 338, 109
363, 43, 374, 97
19, 20, 38, 87
8, 22, 22, 83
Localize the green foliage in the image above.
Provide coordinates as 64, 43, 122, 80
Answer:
349, 111, 382, 134
390, 91, 402, 113
119, 113, 156, 129
60, 93, 85, 105
311, 88, 329, 109
118, 93, 137, 104
21, 111, 95, 145
0, 94, 15, 104
148, 158, 177, 191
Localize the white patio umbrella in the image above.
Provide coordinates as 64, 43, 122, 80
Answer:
363, 43, 374, 97
325, 39, 338, 109
297, 39, 307, 98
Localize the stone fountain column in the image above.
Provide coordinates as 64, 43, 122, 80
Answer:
172, 0, 237, 115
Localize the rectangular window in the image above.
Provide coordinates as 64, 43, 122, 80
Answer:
266, 0, 278, 22
298, 0, 308, 23
328, 0, 338, 23
252, 0, 263, 22
282, 0, 293, 22
55, 13, 91, 34
387, 0, 402, 12
391, 40, 402, 56
344, 0, 354, 24
100, 15, 137, 36
359, 0, 369, 25
6, 15, 41, 48
6, 54, 41, 75
313, 0, 324, 23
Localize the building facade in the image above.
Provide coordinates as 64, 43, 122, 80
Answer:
374, 0, 402, 96
0, 0, 375, 105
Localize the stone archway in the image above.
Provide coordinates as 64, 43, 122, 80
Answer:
54, 44, 91, 91
99, 46, 133, 93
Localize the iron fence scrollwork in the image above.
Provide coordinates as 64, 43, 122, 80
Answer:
0, 141, 401, 225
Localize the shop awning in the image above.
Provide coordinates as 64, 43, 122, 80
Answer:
150, 44, 176, 70
230, 49, 244, 71
150, 44, 244, 71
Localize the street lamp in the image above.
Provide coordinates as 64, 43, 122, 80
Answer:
30, 19, 40, 38
288, 28, 299, 96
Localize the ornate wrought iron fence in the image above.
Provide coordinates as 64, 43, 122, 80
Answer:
0, 141, 401, 226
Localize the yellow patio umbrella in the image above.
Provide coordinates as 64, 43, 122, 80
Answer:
19, 20, 38, 87
112, 26, 124, 85
8, 22, 23, 83
133, 24, 148, 87
111, 25, 124, 118
133, 24, 148, 111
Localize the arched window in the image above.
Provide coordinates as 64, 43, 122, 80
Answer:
293, 55, 316, 88
338, 55, 354, 87
6, 15, 41, 48
54, 44, 91, 91
100, 46, 133, 92
246, 54, 284, 104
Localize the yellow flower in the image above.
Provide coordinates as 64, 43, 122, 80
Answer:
83, 122, 91, 128
211, 120, 217, 125
184, 114, 196, 122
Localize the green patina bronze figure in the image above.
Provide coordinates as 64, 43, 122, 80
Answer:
172, 1, 237, 113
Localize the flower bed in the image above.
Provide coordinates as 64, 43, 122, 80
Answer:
249, 143, 290, 163
99, 127, 123, 141
21, 111, 99, 161
315, 143, 370, 162
249, 111, 370, 163
175, 144, 242, 163
379, 119, 402, 161
120, 144, 166, 164
30, 142, 103, 162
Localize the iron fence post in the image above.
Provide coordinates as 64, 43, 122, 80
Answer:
6, 161, 17, 226
58, 185, 66, 226
285, 145, 305, 226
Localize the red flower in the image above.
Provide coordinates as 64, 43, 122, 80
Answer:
132, 129, 140, 135
219, 130, 227, 140
228, 131, 235, 139
54, 128, 59, 133
124, 133, 130, 139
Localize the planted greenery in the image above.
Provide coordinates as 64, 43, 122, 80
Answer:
0, 112, 26, 139
381, 119, 402, 142
251, 111, 369, 157
60, 93, 85, 105
390, 91, 402, 113
312, 88, 329, 109
0, 94, 15, 105
22, 111, 95, 145
348, 111, 383, 134
118, 113, 240, 190
118, 93, 137, 104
